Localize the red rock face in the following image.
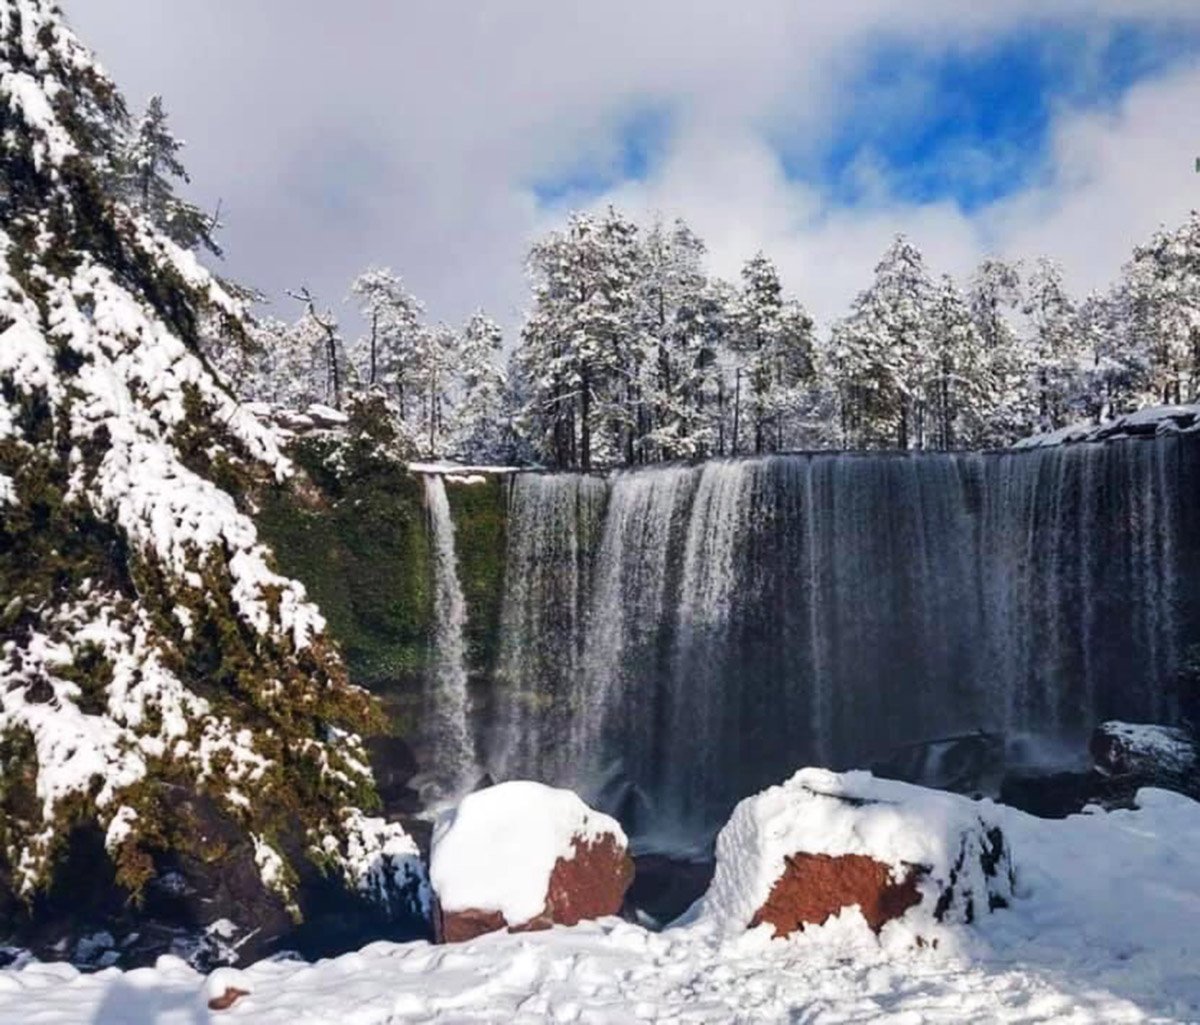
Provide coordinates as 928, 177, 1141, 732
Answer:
436, 833, 634, 944
749, 852, 924, 938
437, 907, 509, 944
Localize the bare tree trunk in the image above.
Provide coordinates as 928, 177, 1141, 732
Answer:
717, 376, 726, 455
328, 332, 341, 409
368, 310, 378, 387
732, 368, 742, 456
581, 365, 592, 471
429, 374, 437, 454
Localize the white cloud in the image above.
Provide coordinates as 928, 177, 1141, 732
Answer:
62, 1, 1200, 336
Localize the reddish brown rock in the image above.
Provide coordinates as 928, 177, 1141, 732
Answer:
437, 907, 508, 944
749, 852, 924, 938
436, 834, 634, 943
207, 987, 250, 1011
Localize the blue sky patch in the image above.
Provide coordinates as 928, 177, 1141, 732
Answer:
787, 20, 1200, 213
530, 106, 671, 207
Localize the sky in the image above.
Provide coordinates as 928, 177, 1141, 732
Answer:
64, 2, 1200, 338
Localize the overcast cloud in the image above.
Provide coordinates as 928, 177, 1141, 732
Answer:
64, 2, 1200, 334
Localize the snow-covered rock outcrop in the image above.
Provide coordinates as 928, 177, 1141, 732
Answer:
696, 769, 1014, 939
1091, 721, 1198, 798
1014, 404, 1200, 449
430, 781, 634, 942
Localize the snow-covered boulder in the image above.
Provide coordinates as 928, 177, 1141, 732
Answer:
1091, 722, 1198, 794
429, 781, 633, 943
696, 769, 1014, 939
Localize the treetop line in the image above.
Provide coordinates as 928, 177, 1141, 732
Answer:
128, 94, 1197, 469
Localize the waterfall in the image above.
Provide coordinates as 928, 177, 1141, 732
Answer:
421, 474, 477, 797
491, 472, 607, 781
661, 460, 763, 831
576, 465, 697, 804
484, 436, 1200, 841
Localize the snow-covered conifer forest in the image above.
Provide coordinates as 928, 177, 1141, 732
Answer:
1, 1, 1199, 1022
212, 203, 1200, 470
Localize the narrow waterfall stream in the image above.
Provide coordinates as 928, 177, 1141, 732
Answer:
446, 437, 1200, 845
421, 473, 478, 797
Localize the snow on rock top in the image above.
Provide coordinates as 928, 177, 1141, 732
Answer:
1091, 721, 1198, 779
430, 781, 627, 926
696, 768, 1013, 936
1014, 403, 1200, 449
408, 461, 523, 475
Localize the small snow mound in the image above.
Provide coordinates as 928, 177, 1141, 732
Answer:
696, 768, 1014, 938
430, 781, 627, 928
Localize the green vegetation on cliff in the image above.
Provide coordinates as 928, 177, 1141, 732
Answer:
445, 475, 508, 688
256, 420, 434, 734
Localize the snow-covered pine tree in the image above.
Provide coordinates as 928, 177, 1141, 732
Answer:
348, 267, 424, 420
288, 287, 349, 410
0, 0, 420, 937
408, 321, 460, 457
449, 311, 508, 462
516, 207, 641, 470
633, 217, 721, 460
117, 94, 221, 255
926, 274, 989, 450
1024, 257, 1081, 432
967, 258, 1029, 445
727, 252, 815, 454
830, 236, 932, 449
1121, 210, 1200, 406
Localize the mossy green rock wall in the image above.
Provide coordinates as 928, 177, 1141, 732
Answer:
256, 436, 433, 734
445, 475, 508, 690
256, 437, 511, 748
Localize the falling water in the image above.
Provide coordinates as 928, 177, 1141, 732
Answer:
490, 472, 608, 781
421, 474, 477, 797
484, 436, 1200, 840
576, 465, 697, 807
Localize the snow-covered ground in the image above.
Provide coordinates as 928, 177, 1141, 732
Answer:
1, 787, 1197, 1024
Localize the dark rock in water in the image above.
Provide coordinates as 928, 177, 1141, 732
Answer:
998, 770, 1141, 819
1090, 722, 1198, 796
872, 723, 1200, 819
0, 948, 26, 969
871, 731, 1006, 797
472, 772, 496, 792
625, 854, 715, 927
997, 721, 1199, 818
402, 816, 435, 861
366, 735, 423, 816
